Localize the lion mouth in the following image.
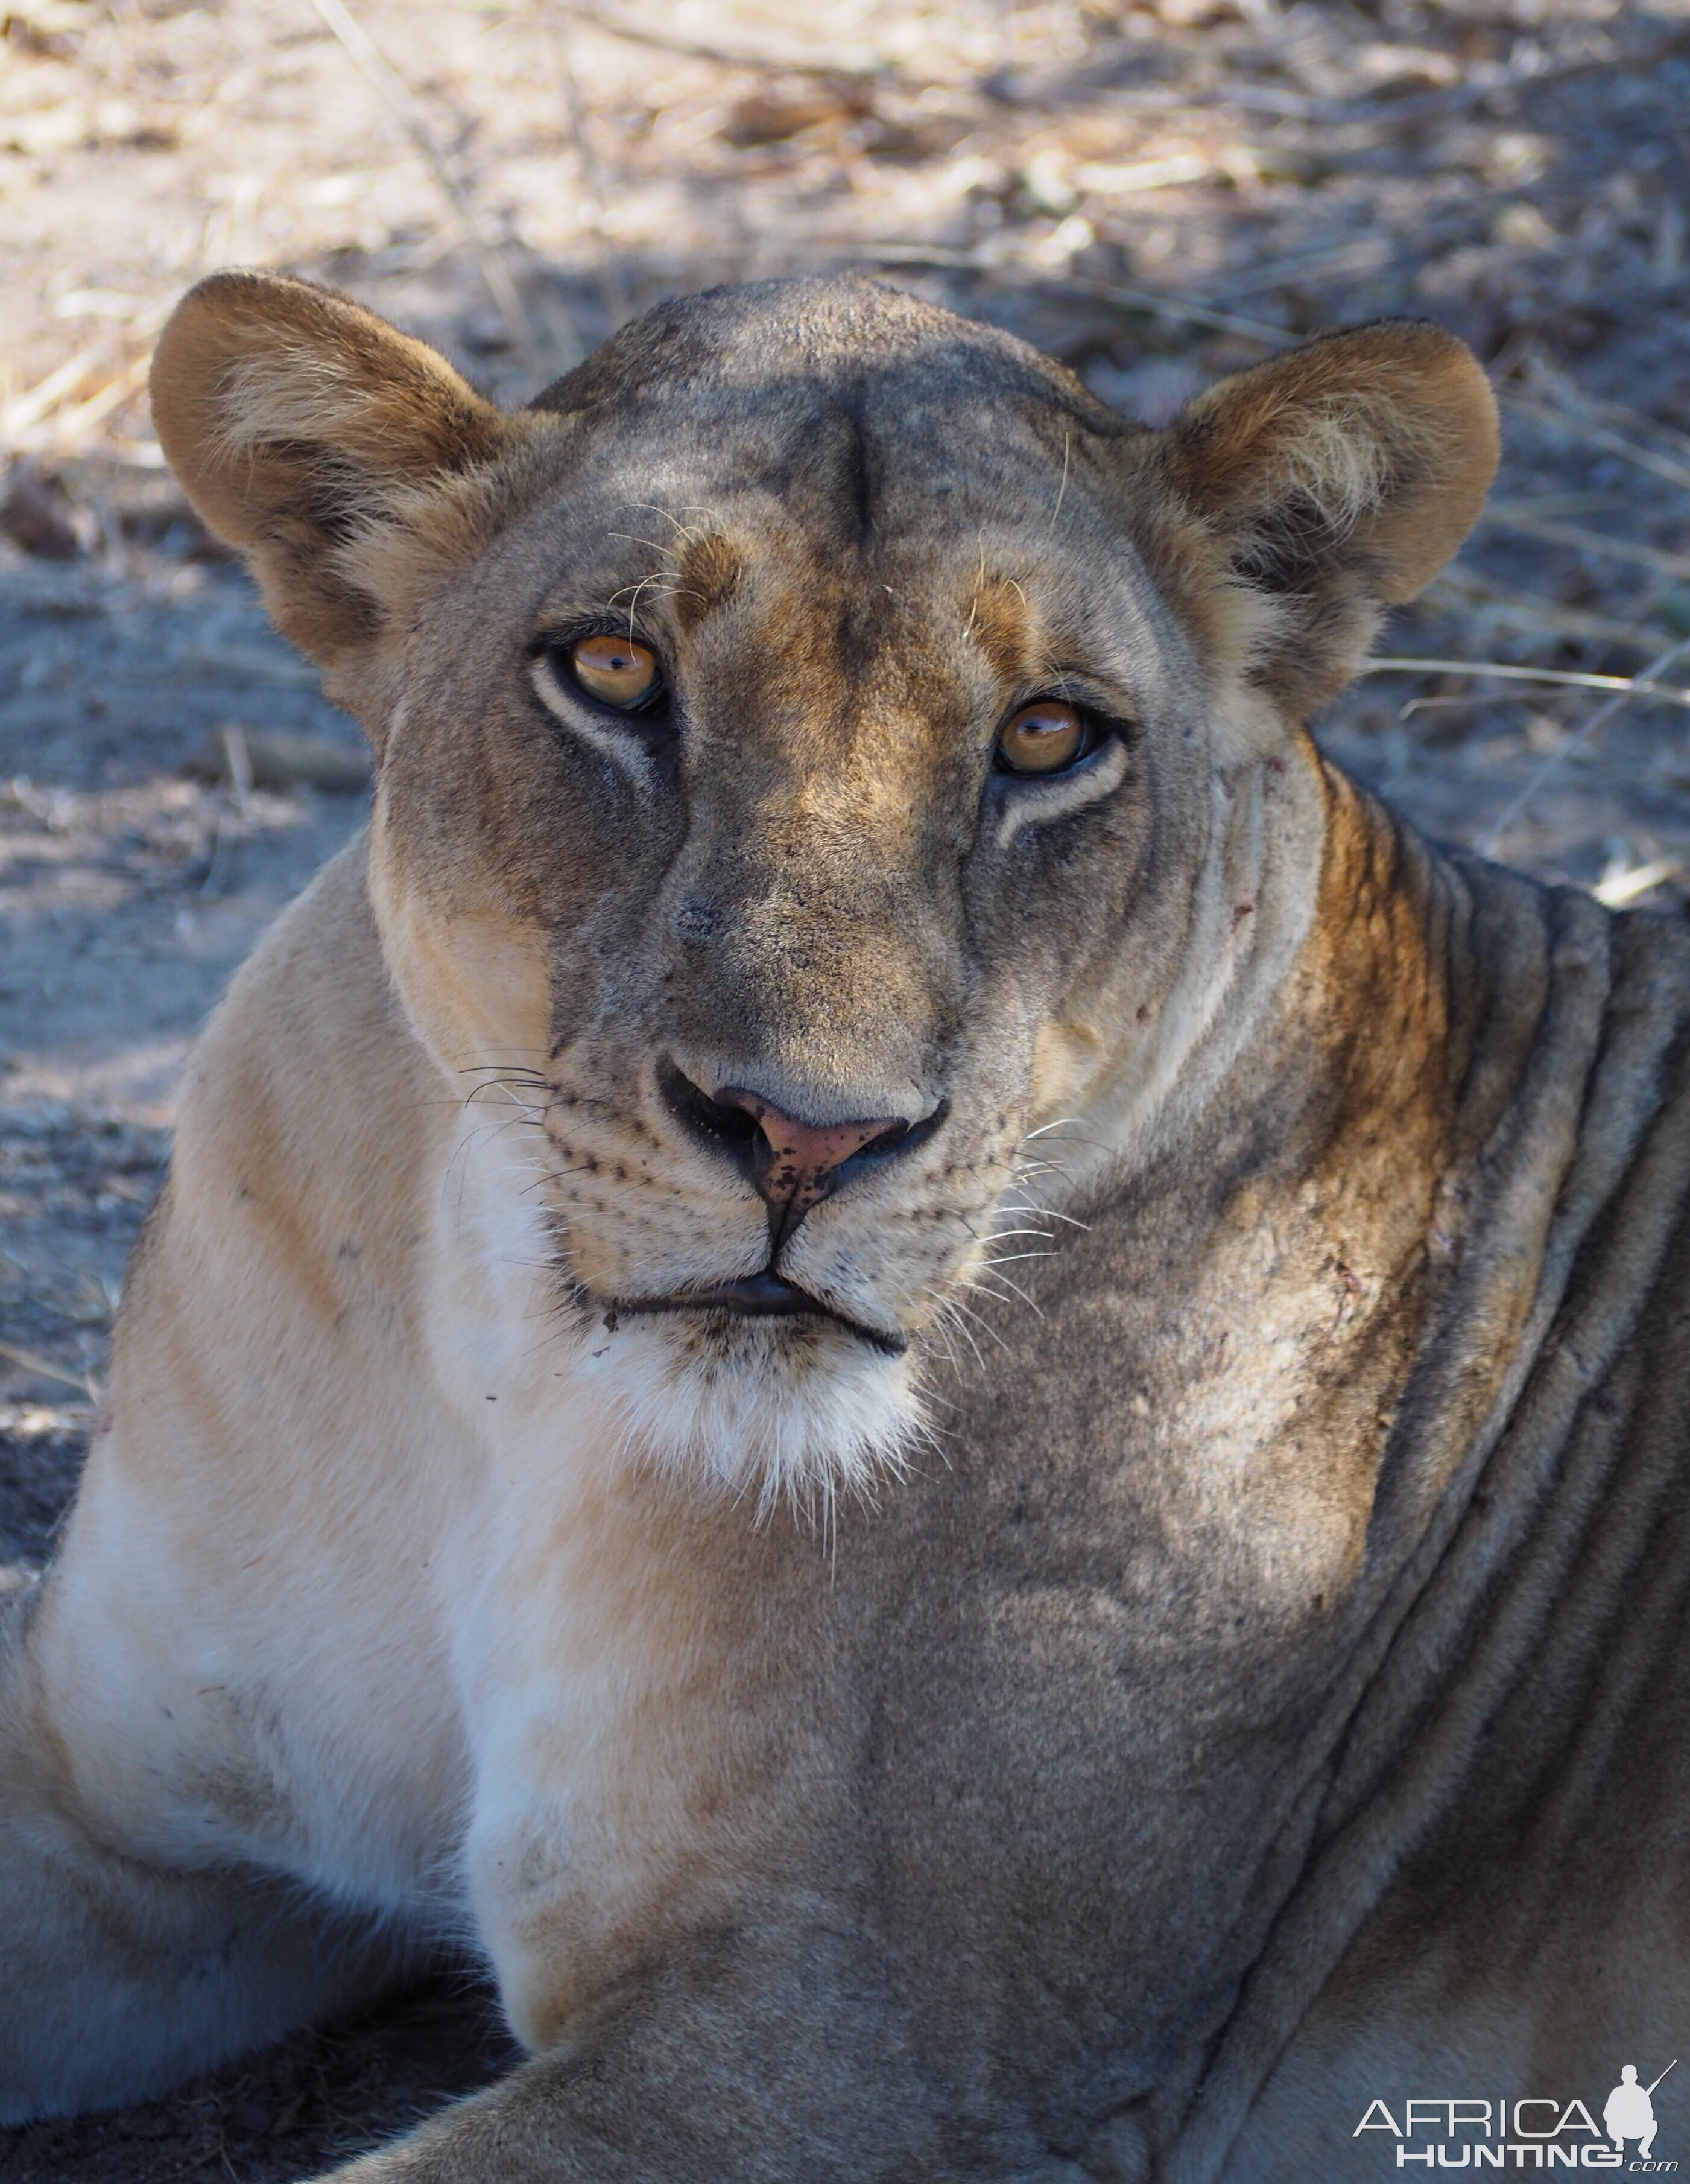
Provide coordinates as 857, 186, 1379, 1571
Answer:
607, 1270, 908, 1356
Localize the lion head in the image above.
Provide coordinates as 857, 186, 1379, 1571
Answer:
150, 273, 1496, 1503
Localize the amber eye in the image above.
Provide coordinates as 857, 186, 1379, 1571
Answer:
995, 699, 1092, 776
568, 633, 660, 709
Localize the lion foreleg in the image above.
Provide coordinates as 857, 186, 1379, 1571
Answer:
310, 1923, 1016, 2184
0, 1569, 409, 2123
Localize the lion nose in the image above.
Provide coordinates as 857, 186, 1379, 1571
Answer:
718, 1088, 910, 1212
659, 1065, 940, 1245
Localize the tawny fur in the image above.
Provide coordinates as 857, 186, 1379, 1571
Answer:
2, 275, 1683, 2184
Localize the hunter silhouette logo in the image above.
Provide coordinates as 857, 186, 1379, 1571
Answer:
1355, 2059, 1679, 2168
1606, 2065, 1676, 2163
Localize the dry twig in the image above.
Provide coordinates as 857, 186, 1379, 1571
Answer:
542, 2, 628, 335
305, 0, 542, 374
1365, 658, 1690, 710
568, 1, 890, 81
1504, 393, 1690, 499
1481, 633, 1690, 853
1, 340, 108, 446
1475, 508, 1690, 583
0, 1339, 92, 1396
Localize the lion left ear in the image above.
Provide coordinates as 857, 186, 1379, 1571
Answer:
1153, 320, 1499, 720
150, 271, 528, 676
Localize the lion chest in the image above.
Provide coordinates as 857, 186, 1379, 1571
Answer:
441, 1252, 1396, 2077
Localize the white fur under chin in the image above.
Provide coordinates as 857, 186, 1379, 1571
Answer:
574, 1313, 926, 1516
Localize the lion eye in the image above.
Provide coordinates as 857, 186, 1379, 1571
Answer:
995, 700, 1090, 776
569, 633, 660, 708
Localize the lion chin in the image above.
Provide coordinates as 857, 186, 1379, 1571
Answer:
567, 1306, 929, 1513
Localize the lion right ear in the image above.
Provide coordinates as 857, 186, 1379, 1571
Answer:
1146, 320, 1498, 728
150, 272, 526, 671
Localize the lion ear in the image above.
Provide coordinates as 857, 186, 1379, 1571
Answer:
1156, 321, 1498, 720
150, 271, 521, 670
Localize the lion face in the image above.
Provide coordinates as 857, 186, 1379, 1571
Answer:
150, 275, 1496, 1500
364, 335, 1201, 1501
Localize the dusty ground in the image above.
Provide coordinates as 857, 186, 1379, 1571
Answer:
2, 0, 1689, 2174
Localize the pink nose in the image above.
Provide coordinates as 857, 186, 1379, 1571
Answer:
715, 1088, 907, 1214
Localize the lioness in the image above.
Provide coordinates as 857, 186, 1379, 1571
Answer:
2, 270, 1686, 2183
